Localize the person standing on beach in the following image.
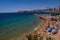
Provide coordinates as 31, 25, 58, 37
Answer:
47, 19, 51, 28
37, 32, 43, 40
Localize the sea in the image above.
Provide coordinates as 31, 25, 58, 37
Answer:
0, 12, 58, 40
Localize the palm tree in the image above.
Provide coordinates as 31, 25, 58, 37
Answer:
26, 34, 32, 40
33, 33, 38, 40
26, 33, 38, 40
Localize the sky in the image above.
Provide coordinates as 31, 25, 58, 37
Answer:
0, 0, 60, 13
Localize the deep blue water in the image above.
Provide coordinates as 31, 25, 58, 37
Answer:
0, 12, 41, 40
0, 12, 58, 40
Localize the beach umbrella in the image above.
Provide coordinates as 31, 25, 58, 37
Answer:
48, 27, 53, 32
55, 27, 59, 30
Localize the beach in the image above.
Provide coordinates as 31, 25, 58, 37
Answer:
0, 12, 60, 40
30, 13, 60, 40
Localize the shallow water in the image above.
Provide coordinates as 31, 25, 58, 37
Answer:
0, 12, 57, 40
0, 13, 40, 40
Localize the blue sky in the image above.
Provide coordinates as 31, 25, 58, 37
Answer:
0, 0, 60, 12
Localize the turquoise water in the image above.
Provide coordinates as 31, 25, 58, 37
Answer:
0, 13, 40, 40
0, 12, 58, 40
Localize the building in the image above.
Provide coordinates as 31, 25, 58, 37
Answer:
58, 6, 60, 12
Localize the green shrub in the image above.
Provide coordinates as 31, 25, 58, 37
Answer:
26, 34, 32, 40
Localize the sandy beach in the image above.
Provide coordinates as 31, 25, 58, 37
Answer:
25, 14, 60, 40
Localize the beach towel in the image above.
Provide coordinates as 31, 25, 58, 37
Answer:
52, 30, 58, 35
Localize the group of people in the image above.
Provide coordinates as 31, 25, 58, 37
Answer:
37, 20, 60, 40
35, 14, 60, 40
44, 20, 60, 35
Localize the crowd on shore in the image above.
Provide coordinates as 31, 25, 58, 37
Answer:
37, 19, 60, 40
26, 14, 60, 40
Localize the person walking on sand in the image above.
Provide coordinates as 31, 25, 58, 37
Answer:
37, 32, 41, 40
37, 32, 43, 40
47, 19, 50, 28
45, 35, 49, 40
